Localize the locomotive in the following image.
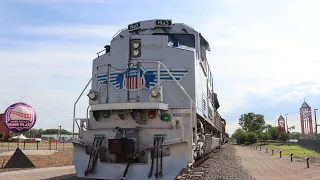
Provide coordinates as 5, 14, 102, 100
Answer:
72, 19, 226, 180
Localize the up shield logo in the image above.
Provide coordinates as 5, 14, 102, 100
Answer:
97, 66, 191, 91
4, 102, 37, 133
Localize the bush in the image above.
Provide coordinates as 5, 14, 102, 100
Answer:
279, 133, 289, 141
232, 128, 247, 144
260, 133, 272, 141
246, 132, 258, 144
0, 132, 5, 141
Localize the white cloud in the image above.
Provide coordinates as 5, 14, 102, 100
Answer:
0, 24, 123, 132
23, 24, 123, 39
189, 0, 320, 115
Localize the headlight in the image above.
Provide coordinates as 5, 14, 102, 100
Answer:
87, 90, 98, 101
133, 49, 140, 56
131, 39, 141, 58
132, 42, 140, 48
150, 87, 161, 98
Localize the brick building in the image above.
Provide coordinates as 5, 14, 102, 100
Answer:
0, 114, 10, 141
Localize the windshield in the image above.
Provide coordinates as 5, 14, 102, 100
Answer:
152, 33, 195, 48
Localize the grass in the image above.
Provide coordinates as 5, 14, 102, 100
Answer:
252, 142, 320, 158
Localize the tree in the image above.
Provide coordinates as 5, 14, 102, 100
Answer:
231, 128, 247, 144
289, 132, 301, 139
239, 112, 265, 134
246, 132, 258, 144
260, 133, 272, 141
0, 132, 5, 142
279, 133, 289, 142
267, 125, 279, 140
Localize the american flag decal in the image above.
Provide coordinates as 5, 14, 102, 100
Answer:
97, 65, 191, 91
124, 75, 145, 90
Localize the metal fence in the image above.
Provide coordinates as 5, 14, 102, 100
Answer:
0, 141, 73, 152
298, 139, 320, 153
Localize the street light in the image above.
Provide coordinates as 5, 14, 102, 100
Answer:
285, 113, 289, 133
315, 109, 318, 135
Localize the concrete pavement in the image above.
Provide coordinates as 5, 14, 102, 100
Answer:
235, 145, 320, 180
0, 166, 76, 180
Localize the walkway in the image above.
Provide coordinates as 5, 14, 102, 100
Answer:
0, 166, 76, 180
235, 145, 320, 180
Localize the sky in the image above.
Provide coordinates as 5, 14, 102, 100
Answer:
0, 0, 320, 135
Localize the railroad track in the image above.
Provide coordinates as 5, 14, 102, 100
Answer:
174, 148, 221, 180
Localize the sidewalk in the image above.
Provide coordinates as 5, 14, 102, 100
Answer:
0, 166, 75, 180
235, 145, 320, 180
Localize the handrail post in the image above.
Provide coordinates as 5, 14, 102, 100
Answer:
155, 61, 196, 146
73, 70, 97, 139
157, 63, 161, 88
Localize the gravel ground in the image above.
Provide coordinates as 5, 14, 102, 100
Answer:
0, 150, 73, 173
200, 143, 255, 180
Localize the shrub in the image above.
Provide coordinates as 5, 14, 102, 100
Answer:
279, 133, 289, 142
232, 128, 247, 144
0, 132, 5, 142
260, 133, 272, 141
246, 132, 258, 144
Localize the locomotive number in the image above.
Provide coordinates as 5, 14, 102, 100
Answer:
128, 22, 141, 31
155, 20, 172, 27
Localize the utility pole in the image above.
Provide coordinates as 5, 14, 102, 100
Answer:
285, 113, 289, 133
59, 125, 62, 142
315, 109, 318, 135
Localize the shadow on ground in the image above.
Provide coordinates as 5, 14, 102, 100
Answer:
41, 173, 97, 180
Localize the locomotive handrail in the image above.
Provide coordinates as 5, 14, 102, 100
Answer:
139, 60, 197, 144
72, 70, 98, 139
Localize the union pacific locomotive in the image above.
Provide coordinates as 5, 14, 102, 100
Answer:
72, 19, 227, 180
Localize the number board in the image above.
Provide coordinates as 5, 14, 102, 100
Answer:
155, 20, 172, 27
128, 22, 141, 31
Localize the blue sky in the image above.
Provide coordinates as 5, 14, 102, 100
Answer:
1, 0, 320, 134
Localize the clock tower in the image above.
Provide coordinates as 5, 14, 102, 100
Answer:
300, 100, 313, 136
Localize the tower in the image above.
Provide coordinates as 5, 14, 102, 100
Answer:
278, 115, 286, 135
300, 100, 313, 136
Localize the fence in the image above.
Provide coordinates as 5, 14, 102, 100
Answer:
298, 139, 320, 153
0, 141, 73, 152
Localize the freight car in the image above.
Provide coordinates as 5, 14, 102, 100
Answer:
72, 19, 225, 180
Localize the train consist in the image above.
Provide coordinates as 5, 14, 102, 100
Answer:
72, 19, 227, 180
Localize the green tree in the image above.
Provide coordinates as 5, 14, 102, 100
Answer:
289, 132, 301, 139
279, 133, 289, 141
265, 125, 279, 140
260, 133, 272, 141
246, 132, 258, 144
0, 132, 5, 142
231, 128, 247, 144
239, 112, 265, 133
